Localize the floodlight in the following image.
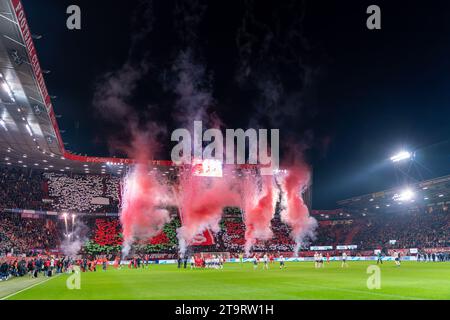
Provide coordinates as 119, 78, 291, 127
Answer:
390, 151, 411, 162
394, 189, 414, 202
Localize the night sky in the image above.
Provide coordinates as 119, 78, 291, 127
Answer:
23, 0, 450, 208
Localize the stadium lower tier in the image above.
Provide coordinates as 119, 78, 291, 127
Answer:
0, 207, 448, 257
1, 166, 448, 257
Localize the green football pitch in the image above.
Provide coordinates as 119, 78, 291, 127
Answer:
1, 261, 449, 300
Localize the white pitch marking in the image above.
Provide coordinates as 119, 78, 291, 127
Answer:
0, 274, 62, 300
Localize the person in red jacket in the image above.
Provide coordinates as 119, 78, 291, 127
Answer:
44, 259, 50, 277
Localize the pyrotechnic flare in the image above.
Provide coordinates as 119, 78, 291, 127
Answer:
71, 214, 76, 236
119, 131, 174, 258
240, 171, 276, 256
62, 212, 68, 236
120, 163, 171, 257
279, 163, 317, 256
60, 219, 88, 257
175, 166, 240, 255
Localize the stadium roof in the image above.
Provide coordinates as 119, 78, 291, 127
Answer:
337, 174, 450, 213
0, 1, 63, 156
0, 0, 176, 174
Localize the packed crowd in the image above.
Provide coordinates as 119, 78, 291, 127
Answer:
218, 208, 449, 252
0, 167, 49, 211
215, 218, 297, 252
44, 173, 120, 213
0, 212, 59, 256
0, 166, 120, 213
350, 209, 449, 250
0, 166, 448, 256
2, 209, 448, 257
219, 220, 245, 251
314, 221, 357, 247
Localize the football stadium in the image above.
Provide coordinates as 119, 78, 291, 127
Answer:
0, 0, 449, 305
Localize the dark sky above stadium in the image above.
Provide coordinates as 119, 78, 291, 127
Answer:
23, 0, 450, 209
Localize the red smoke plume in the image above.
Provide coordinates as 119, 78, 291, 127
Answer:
280, 160, 317, 255
120, 131, 172, 257
241, 173, 275, 255
175, 167, 240, 254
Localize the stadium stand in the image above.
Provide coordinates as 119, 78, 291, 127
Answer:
2, 209, 448, 257
351, 208, 449, 250
44, 172, 120, 213
0, 167, 50, 211
0, 166, 120, 213
93, 218, 122, 246
0, 166, 449, 258
0, 212, 59, 256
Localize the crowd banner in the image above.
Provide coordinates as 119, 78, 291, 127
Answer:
336, 245, 358, 250
309, 246, 333, 251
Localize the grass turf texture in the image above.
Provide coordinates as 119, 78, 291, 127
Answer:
2, 261, 450, 300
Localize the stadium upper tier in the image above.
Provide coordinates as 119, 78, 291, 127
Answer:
335, 174, 450, 214
0, 165, 448, 216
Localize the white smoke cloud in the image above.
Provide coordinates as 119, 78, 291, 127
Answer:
60, 221, 88, 258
